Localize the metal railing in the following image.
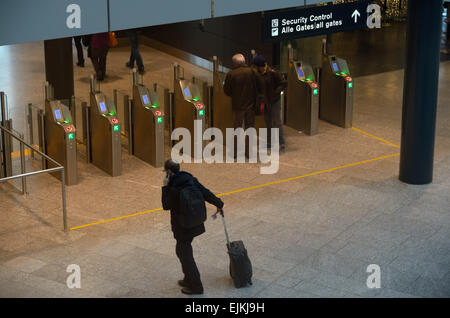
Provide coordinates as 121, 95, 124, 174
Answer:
0, 124, 68, 231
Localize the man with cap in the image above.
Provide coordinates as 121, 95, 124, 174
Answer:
252, 55, 288, 152
161, 159, 224, 295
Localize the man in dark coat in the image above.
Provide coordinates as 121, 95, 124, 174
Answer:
161, 159, 224, 295
223, 53, 263, 130
252, 55, 288, 152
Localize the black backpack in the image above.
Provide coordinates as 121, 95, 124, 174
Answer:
178, 182, 207, 228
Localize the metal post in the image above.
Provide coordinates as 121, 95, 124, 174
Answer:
173, 64, 177, 81
44, 81, 50, 100
90, 75, 97, 93
163, 87, 170, 133
169, 91, 174, 147
179, 65, 184, 80
1, 92, 7, 177
399, 0, 443, 184
174, 64, 184, 81
280, 91, 285, 125
20, 137, 27, 195
84, 104, 91, 163
128, 97, 134, 155
27, 103, 35, 159
113, 89, 118, 116
315, 67, 321, 86
61, 168, 68, 231
71, 96, 77, 128
38, 109, 46, 170
80, 101, 87, 144
132, 68, 138, 87
212, 56, 218, 73
207, 85, 214, 128
123, 94, 130, 136
4, 119, 13, 178
203, 82, 213, 127
287, 43, 294, 64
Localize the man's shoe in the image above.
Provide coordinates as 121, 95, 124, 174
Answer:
126, 62, 133, 68
178, 280, 189, 288
181, 287, 204, 295
138, 68, 145, 75
76, 62, 85, 67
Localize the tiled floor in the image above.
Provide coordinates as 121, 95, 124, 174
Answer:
0, 41, 449, 298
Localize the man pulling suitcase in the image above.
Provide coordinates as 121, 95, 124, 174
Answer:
161, 159, 224, 295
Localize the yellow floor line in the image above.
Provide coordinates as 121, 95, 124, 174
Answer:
352, 127, 400, 149
10, 149, 32, 159
217, 153, 400, 197
69, 152, 400, 231
10, 142, 83, 159
70, 208, 163, 230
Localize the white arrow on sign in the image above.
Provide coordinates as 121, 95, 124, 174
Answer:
352, 9, 361, 23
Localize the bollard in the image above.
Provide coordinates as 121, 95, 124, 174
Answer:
127, 96, 134, 155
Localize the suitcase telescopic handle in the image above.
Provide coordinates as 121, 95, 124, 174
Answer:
213, 208, 231, 249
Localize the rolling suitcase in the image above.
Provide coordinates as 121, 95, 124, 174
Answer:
214, 209, 253, 288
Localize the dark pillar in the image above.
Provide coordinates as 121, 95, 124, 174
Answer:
44, 38, 74, 100
399, 0, 443, 185
272, 42, 280, 68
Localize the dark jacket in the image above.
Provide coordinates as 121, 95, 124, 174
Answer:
162, 171, 224, 241
223, 64, 263, 111
255, 66, 287, 104
90, 33, 110, 49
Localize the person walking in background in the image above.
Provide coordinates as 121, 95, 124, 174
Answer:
252, 55, 287, 152
125, 28, 145, 74
82, 34, 92, 65
161, 159, 224, 295
89, 32, 110, 81
73, 36, 84, 67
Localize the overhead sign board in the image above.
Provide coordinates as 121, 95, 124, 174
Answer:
262, 1, 379, 43
213, 0, 304, 18
108, 0, 212, 31
0, 0, 108, 46
0, 0, 378, 47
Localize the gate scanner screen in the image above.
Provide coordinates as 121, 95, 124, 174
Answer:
183, 87, 191, 99
332, 62, 339, 72
142, 94, 150, 105
54, 109, 62, 121
99, 102, 107, 113
297, 68, 304, 79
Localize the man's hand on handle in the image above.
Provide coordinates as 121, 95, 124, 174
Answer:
212, 207, 224, 220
